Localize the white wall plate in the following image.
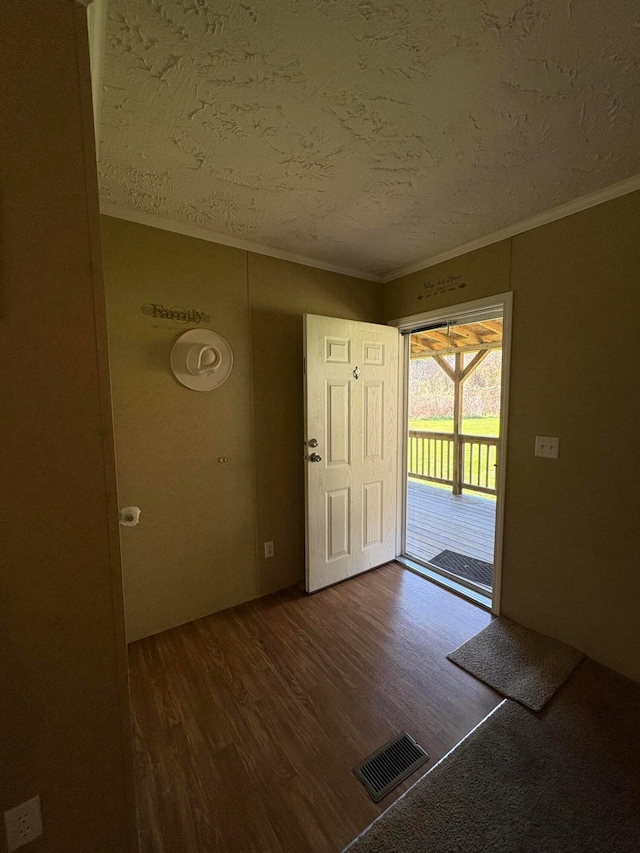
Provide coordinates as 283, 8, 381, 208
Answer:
170, 329, 233, 391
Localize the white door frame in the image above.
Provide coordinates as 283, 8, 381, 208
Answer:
388, 291, 513, 615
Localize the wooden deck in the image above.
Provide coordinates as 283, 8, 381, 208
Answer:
406, 480, 496, 568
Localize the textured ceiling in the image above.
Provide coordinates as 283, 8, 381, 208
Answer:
98, 0, 640, 278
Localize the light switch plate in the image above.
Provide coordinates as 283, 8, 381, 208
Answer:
535, 436, 560, 459
264, 541, 274, 558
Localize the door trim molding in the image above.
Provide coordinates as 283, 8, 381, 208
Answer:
389, 291, 513, 615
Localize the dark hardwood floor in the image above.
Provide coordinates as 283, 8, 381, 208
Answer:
129, 563, 500, 853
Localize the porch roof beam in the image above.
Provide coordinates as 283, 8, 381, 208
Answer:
476, 319, 503, 335
410, 340, 501, 359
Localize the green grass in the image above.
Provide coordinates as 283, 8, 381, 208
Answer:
408, 416, 500, 437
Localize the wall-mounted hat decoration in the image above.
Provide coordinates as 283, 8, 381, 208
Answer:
170, 329, 233, 391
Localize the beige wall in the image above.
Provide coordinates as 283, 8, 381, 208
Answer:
384, 191, 640, 683
383, 238, 512, 319
102, 219, 258, 642
0, 3, 136, 852
102, 218, 381, 640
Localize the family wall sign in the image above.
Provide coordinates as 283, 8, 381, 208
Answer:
142, 303, 211, 324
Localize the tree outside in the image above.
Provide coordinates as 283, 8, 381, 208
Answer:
409, 348, 502, 436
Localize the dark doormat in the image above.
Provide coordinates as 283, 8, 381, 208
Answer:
429, 550, 492, 587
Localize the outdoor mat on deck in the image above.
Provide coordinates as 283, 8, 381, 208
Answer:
447, 616, 584, 711
429, 549, 492, 586
343, 660, 640, 853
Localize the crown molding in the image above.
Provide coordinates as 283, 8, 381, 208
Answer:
382, 173, 640, 283
100, 203, 382, 282
101, 173, 640, 287
74, 0, 94, 6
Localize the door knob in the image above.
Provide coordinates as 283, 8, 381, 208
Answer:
309, 452, 322, 462
308, 438, 319, 447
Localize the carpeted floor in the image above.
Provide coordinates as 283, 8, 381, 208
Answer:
447, 616, 584, 710
344, 659, 640, 852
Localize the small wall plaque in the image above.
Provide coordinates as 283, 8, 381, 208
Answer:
142, 303, 210, 324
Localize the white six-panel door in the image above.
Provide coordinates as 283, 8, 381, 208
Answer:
304, 315, 399, 592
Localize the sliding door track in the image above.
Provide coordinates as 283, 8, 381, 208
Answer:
396, 555, 491, 611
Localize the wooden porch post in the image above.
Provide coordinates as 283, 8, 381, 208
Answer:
453, 352, 462, 495
432, 348, 491, 497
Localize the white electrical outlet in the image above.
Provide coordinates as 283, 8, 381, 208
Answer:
264, 541, 274, 558
535, 436, 560, 459
5, 797, 42, 851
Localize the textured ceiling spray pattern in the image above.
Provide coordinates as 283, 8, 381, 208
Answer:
99, 0, 640, 277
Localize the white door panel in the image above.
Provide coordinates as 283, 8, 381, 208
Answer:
304, 315, 398, 593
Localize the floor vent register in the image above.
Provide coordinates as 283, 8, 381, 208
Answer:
353, 732, 429, 802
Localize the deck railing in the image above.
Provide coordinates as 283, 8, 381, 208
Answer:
408, 430, 498, 496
